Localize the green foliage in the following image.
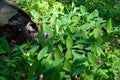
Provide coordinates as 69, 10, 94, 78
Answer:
1, 0, 120, 80
58, 0, 120, 26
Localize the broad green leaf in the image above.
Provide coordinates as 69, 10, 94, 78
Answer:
91, 65, 99, 74
63, 60, 71, 72
97, 69, 109, 79
73, 50, 85, 54
54, 48, 63, 60
50, 14, 57, 25
12, 51, 23, 57
87, 9, 99, 21
37, 46, 48, 60
40, 59, 51, 72
51, 59, 62, 67
58, 45, 63, 52
106, 18, 113, 34
30, 9, 40, 22
0, 48, 6, 54
88, 52, 97, 64
38, 31, 45, 48
72, 57, 88, 68
80, 5, 88, 14
65, 49, 72, 59
70, 26, 76, 33
72, 51, 82, 60
75, 40, 90, 44
28, 60, 39, 76
0, 69, 10, 76
72, 65, 86, 76
91, 43, 104, 56
43, 24, 53, 37
0, 45, 6, 54
66, 36, 73, 49
13, 44, 27, 52
28, 44, 39, 54
64, 75, 71, 79
60, 72, 65, 80
96, 46, 104, 56
28, 44, 39, 58
73, 44, 83, 49
46, 38, 53, 51
80, 23, 90, 32
93, 27, 100, 39
83, 74, 94, 80
0, 37, 11, 54
43, 67, 60, 80
0, 76, 6, 80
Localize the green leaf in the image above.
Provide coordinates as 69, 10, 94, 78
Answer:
0, 37, 11, 54
0, 76, 6, 80
0, 47, 6, 54
46, 38, 53, 51
43, 24, 53, 37
91, 43, 104, 56
80, 5, 88, 14
13, 44, 27, 52
0, 69, 10, 76
65, 49, 72, 59
37, 46, 48, 60
44, 67, 60, 80
88, 52, 97, 64
72, 57, 88, 68
28, 60, 39, 76
60, 72, 65, 80
38, 31, 45, 48
72, 65, 86, 76
51, 59, 62, 67
106, 18, 113, 34
63, 60, 71, 72
54, 49, 63, 60
28, 44, 39, 54
66, 36, 73, 49
87, 9, 99, 21
30, 9, 40, 22
12, 51, 23, 57
97, 69, 109, 79
93, 27, 101, 39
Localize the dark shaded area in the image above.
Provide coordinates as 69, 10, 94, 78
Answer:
0, 0, 38, 47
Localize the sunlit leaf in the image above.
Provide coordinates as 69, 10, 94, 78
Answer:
30, 9, 40, 22
87, 9, 99, 21
65, 49, 72, 59
54, 48, 63, 60
37, 46, 48, 60
88, 52, 97, 64
66, 36, 73, 49
80, 5, 88, 14
93, 27, 101, 39
106, 18, 113, 34
63, 60, 71, 72
51, 59, 62, 67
